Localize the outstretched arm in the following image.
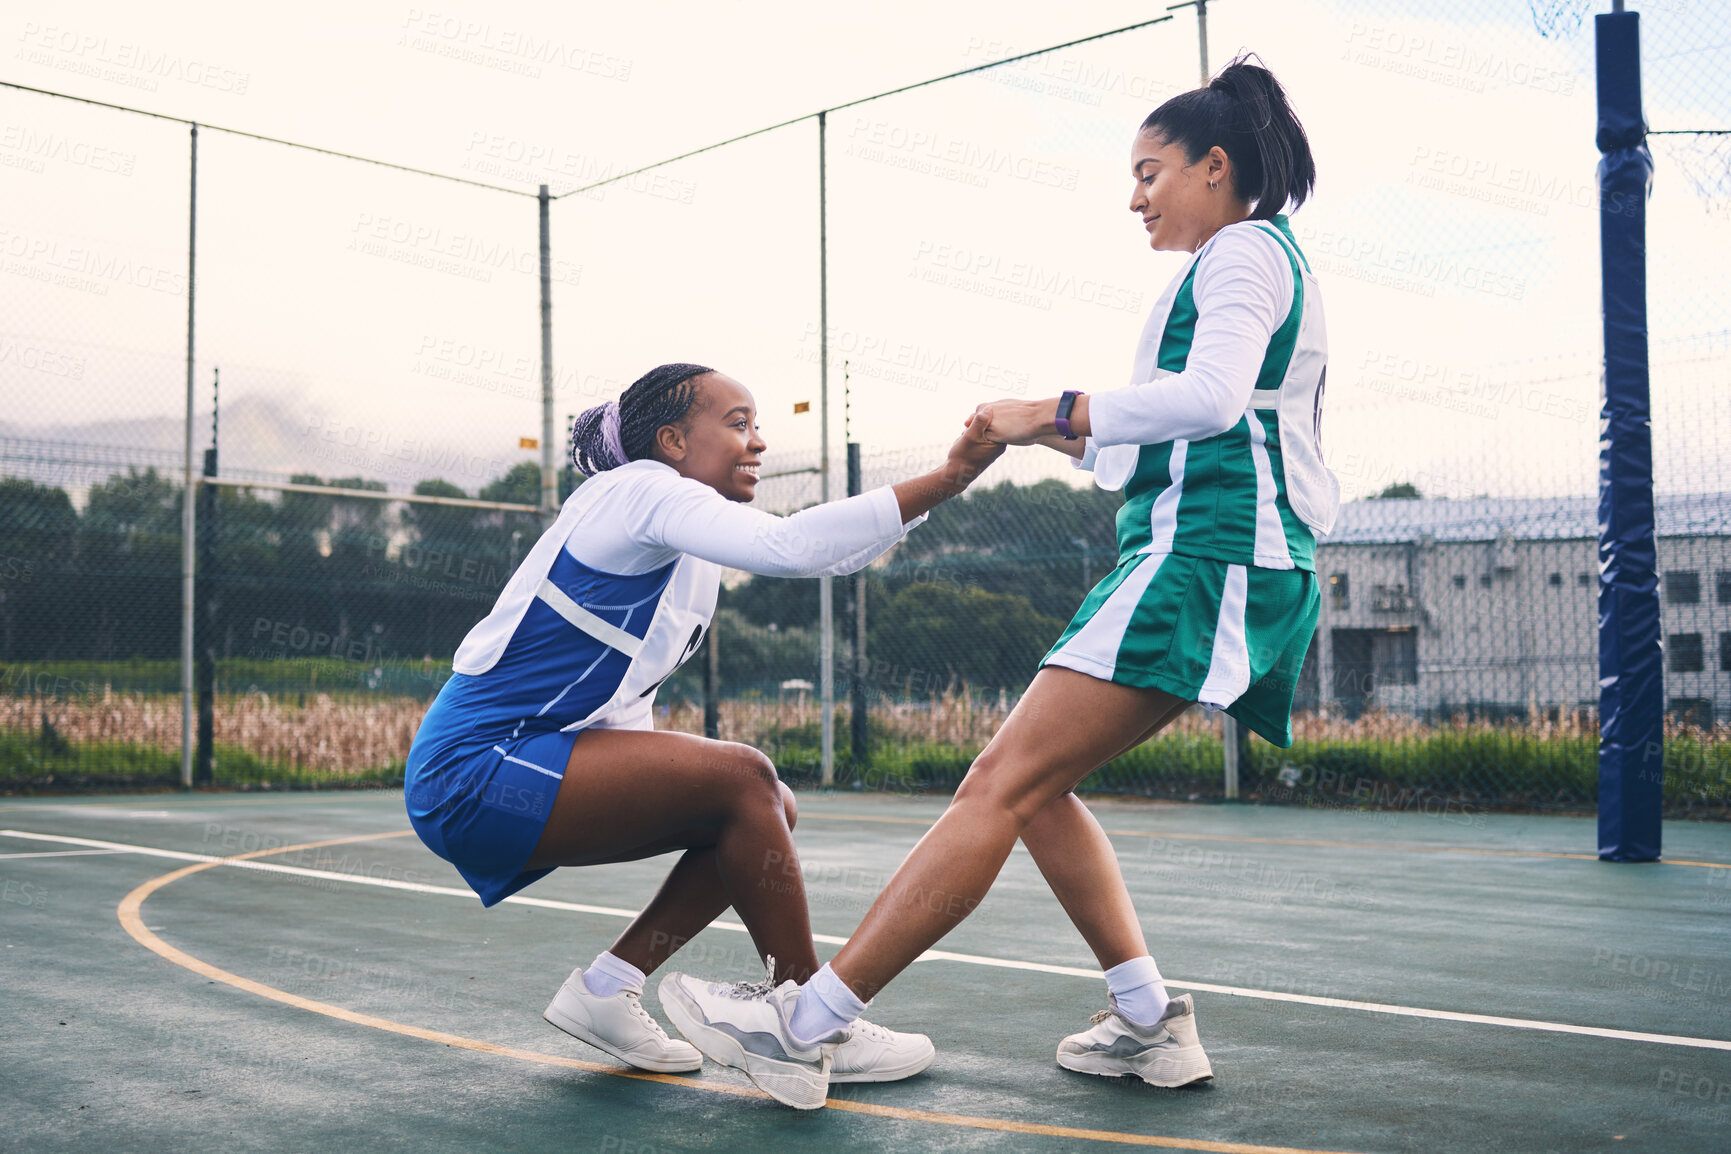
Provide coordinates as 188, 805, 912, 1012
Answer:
631, 412, 1005, 579
890, 410, 1005, 521
1025, 432, 1088, 461
972, 394, 1095, 448
972, 228, 1291, 450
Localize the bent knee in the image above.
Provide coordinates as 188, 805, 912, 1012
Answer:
952, 748, 1057, 827
714, 741, 781, 797
779, 781, 799, 830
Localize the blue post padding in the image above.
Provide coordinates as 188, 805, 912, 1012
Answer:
1595, 11, 1662, 863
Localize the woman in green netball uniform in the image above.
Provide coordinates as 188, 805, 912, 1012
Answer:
660, 57, 1340, 1107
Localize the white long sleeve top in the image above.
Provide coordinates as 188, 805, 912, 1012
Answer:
565, 459, 924, 577
1078, 222, 1294, 466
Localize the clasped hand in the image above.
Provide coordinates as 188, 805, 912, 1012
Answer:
967, 400, 1052, 447
944, 409, 1008, 476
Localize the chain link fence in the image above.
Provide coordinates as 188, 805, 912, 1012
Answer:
2, 1, 1727, 816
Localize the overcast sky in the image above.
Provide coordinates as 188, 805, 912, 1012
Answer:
3, 0, 1726, 507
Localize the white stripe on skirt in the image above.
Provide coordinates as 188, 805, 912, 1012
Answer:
1046, 553, 1167, 680
1197, 563, 1252, 708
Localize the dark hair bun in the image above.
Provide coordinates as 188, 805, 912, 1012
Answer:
1141, 54, 1315, 219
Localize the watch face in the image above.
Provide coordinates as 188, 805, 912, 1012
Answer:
1054, 394, 1072, 438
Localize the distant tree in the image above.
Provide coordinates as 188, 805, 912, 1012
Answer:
721, 479, 1118, 650
81, 466, 183, 543
308, 477, 391, 654
480, 461, 543, 508
714, 608, 820, 688
327, 476, 389, 531
0, 478, 78, 659
0, 476, 78, 544
721, 574, 822, 631
1371, 482, 1422, 500
868, 582, 1065, 693
885, 478, 1122, 621
78, 468, 183, 659
402, 478, 476, 553
0, 467, 1135, 676
477, 460, 548, 579
206, 483, 284, 660
276, 472, 334, 567
326, 477, 390, 573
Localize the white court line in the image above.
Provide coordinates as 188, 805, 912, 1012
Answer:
7, 827, 1731, 1053
0, 849, 130, 860
0, 829, 852, 943
13, 807, 174, 818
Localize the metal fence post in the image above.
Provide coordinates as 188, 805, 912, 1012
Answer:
179, 121, 198, 790
1222, 716, 1241, 799
818, 110, 834, 787
538, 185, 556, 528
848, 442, 867, 769
704, 616, 720, 740
195, 370, 217, 786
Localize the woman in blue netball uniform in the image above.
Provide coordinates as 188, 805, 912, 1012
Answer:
405, 363, 1002, 1090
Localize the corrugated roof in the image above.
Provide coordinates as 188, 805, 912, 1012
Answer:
1321, 492, 1731, 545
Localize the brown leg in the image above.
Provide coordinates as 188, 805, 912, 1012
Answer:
525, 729, 818, 985
605, 784, 802, 979
1019, 795, 1150, 969
827, 668, 1190, 1000
1019, 697, 1194, 970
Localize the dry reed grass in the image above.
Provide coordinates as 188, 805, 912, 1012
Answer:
5, 688, 1721, 779
662, 692, 1033, 748
4, 691, 422, 773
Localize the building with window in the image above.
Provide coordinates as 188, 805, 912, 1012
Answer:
1298, 494, 1731, 725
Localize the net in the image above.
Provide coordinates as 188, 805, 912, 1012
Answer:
1527, 0, 1594, 41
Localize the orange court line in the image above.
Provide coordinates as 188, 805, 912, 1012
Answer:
796, 810, 1731, 868
115, 831, 1367, 1154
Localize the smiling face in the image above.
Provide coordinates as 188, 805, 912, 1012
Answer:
1129, 131, 1233, 253
650, 372, 765, 502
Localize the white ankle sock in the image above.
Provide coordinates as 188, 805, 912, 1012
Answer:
1105, 955, 1170, 1026
787, 963, 867, 1044
582, 951, 647, 999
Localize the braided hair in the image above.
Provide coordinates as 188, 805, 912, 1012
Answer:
1139, 54, 1315, 220
570, 362, 713, 477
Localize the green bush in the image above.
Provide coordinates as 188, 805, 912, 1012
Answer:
0, 730, 401, 791
763, 724, 1726, 816
1, 657, 448, 701
1239, 730, 1610, 811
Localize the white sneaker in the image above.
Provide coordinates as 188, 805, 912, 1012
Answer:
543, 966, 702, 1073
658, 961, 843, 1110
1055, 993, 1214, 1088
830, 1017, 936, 1083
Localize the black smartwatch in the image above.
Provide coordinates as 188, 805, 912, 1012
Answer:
1054, 390, 1083, 440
